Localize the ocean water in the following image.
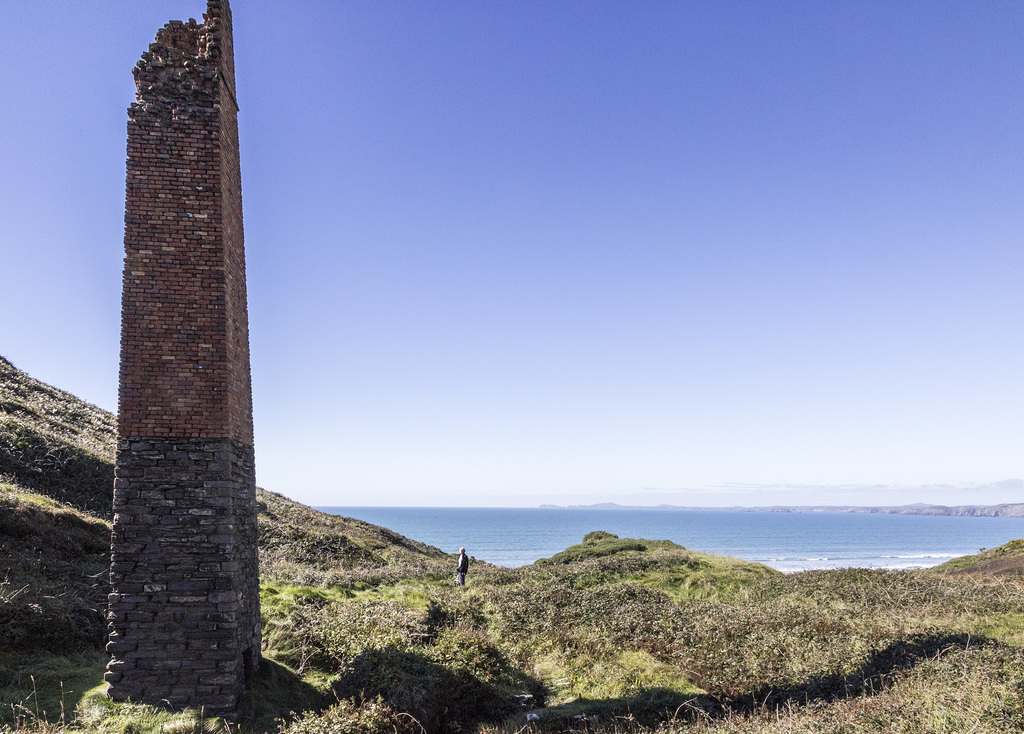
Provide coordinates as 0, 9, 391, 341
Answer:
316, 507, 1024, 572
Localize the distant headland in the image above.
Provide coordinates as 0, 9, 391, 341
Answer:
539, 502, 1024, 518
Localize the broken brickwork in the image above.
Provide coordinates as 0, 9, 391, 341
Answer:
106, 0, 260, 715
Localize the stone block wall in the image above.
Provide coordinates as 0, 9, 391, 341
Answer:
107, 0, 260, 715
106, 439, 258, 711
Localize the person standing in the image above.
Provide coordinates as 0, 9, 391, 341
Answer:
456, 547, 469, 586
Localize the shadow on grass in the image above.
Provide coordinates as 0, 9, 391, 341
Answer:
238, 657, 333, 731
331, 647, 545, 734
736, 631, 984, 711
0, 498, 110, 653
0, 648, 108, 726
0, 422, 114, 517
516, 633, 990, 731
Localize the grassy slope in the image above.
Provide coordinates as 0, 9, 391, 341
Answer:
0, 484, 111, 653
0, 356, 116, 516
0, 356, 122, 723
263, 537, 1024, 734
257, 488, 446, 581
532, 530, 777, 600
930, 538, 1024, 575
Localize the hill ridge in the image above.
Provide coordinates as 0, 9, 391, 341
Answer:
551, 500, 1024, 517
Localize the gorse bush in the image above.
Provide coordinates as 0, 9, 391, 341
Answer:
667, 597, 904, 695
766, 566, 1024, 615
270, 592, 543, 733
277, 696, 418, 734
428, 625, 510, 679
297, 598, 426, 667
489, 582, 677, 651
656, 642, 1024, 734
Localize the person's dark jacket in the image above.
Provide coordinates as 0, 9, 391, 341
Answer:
456, 553, 469, 574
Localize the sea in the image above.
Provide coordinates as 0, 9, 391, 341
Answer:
316, 506, 1024, 573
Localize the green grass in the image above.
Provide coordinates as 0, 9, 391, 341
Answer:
931, 538, 1024, 574
76, 685, 237, 734
0, 650, 106, 727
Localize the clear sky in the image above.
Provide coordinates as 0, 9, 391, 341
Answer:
2, 1, 1022, 508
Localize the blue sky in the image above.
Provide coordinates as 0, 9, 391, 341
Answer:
2, 1, 1022, 507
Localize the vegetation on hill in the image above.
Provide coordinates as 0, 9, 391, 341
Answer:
533, 530, 778, 600
257, 541, 1024, 733
930, 538, 1024, 576
0, 483, 110, 654
0, 356, 115, 516
257, 488, 448, 583
536, 529, 688, 563
3, 355, 1024, 733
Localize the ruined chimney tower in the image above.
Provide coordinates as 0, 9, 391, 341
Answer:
106, 0, 260, 713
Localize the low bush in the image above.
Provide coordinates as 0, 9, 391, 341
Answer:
536, 531, 685, 565
277, 696, 418, 734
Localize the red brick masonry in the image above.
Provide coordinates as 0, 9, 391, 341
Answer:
117, 0, 252, 445
107, 0, 260, 715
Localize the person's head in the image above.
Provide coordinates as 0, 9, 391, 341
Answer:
459, 547, 465, 554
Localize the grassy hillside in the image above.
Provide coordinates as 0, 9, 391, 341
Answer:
0, 356, 116, 516
256, 537, 1024, 734
3, 355, 1024, 734
533, 530, 777, 600
0, 483, 110, 653
930, 538, 1024, 576
257, 488, 449, 584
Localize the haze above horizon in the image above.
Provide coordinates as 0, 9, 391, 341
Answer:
2, 1, 1022, 509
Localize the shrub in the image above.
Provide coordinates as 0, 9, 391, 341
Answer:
536, 530, 686, 565
295, 599, 425, 670
277, 696, 418, 734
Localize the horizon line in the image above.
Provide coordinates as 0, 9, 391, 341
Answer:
311, 501, 1024, 510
